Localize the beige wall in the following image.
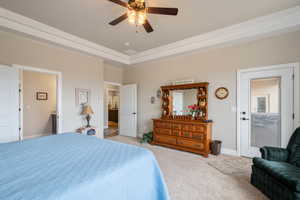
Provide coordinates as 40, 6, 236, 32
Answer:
104, 63, 123, 84
0, 30, 104, 137
23, 71, 57, 137
123, 31, 300, 150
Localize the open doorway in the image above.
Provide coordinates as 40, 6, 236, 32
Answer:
20, 69, 60, 140
104, 82, 120, 138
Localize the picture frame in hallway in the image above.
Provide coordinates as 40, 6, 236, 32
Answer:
36, 92, 48, 100
75, 88, 91, 105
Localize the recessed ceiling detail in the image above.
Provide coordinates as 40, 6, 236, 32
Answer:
0, 0, 298, 52
0, 2, 299, 65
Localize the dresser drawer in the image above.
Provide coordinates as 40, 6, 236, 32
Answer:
182, 124, 194, 131
172, 123, 182, 130
177, 138, 204, 150
191, 132, 205, 140
172, 130, 181, 137
182, 131, 192, 138
194, 125, 206, 132
155, 122, 171, 129
155, 135, 177, 145
155, 128, 172, 135
153, 118, 212, 157
182, 124, 207, 132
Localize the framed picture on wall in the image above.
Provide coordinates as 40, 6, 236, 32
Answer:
75, 88, 91, 105
36, 92, 48, 100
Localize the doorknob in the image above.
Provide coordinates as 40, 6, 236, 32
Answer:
241, 117, 249, 121
132, 112, 137, 115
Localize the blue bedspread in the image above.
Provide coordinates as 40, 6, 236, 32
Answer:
0, 134, 169, 200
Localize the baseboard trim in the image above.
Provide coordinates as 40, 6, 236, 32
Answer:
221, 148, 239, 156
23, 133, 51, 140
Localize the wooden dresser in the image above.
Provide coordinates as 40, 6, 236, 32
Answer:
152, 82, 212, 157
153, 119, 212, 157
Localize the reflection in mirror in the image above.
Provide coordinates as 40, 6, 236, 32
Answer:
170, 89, 198, 115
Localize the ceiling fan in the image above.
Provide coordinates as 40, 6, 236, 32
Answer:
108, 0, 178, 33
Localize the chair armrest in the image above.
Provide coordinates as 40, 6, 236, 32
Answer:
260, 146, 289, 162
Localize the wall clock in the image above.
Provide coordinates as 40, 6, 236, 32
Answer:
215, 87, 229, 100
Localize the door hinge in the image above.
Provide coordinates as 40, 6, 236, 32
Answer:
19, 89, 21, 92
292, 74, 295, 80
19, 127, 21, 131
18, 108, 21, 112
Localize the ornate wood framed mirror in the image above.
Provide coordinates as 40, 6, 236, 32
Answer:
160, 82, 209, 121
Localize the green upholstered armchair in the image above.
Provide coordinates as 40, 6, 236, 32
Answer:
251, 127, 300, 200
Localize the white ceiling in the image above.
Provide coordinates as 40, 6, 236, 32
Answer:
0, 0, 299, 55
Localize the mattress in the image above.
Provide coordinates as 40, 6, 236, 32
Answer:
0, 133, 169, 200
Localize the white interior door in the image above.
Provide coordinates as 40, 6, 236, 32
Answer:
0, 65, 20, 143
119, 84, 137, 137
240, 66, 294, 157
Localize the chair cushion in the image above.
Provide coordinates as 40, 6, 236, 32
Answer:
253, 157, 300, 192
288, 144, 300, 167
287, 127, 300, 152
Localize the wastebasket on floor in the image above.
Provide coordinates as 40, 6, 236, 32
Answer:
211, 140, 222, 155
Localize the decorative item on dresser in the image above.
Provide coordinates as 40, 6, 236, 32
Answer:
152, 82, 212, 157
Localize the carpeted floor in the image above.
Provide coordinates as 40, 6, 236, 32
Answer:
104, 127, 118, 138
108, 136, 268, 200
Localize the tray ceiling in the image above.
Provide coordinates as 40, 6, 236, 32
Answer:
0, 0, 299, 54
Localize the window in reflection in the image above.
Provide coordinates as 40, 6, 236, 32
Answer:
170, 89, 198, 115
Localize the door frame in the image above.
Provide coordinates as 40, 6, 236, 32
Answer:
13, 64, 63, 140
237, 63, 300, 156
103, 81, 121, 131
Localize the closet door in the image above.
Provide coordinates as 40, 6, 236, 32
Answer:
0, 65, 20, 143
119, 84, 137, 137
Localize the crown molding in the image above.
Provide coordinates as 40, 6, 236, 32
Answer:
0, 7, 130, 64
130, 6, 300, 64
0, 6, 299, 66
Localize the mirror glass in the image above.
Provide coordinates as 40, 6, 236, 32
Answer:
170, 89, 198, 115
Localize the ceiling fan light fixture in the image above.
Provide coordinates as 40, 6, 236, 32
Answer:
127, 9, 136, 24
137, 11, 146, 25
127, 9, 146, 25
108, 0, 179, 33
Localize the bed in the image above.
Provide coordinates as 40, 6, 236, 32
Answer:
0, 133, 169, 200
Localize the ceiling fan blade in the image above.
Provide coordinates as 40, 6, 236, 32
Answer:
147, 7, 178, 15
109, 13, 128, 25
143, 20, 154, 33
108, 0, 128, 8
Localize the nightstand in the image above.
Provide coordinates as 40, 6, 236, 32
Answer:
76, 126, 97, 136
